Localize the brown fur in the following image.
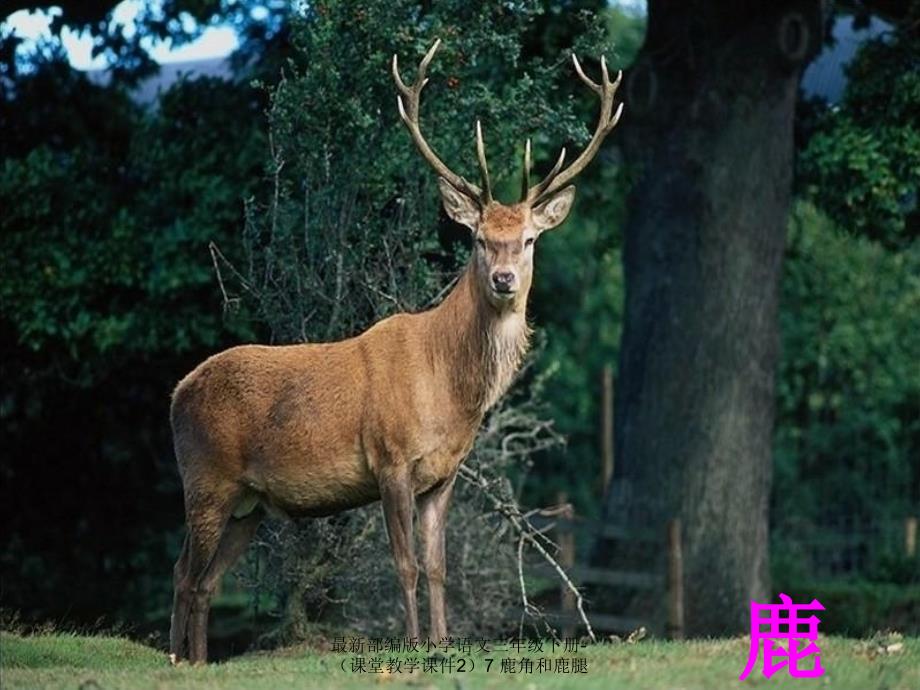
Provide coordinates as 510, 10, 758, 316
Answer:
171, 266, 529, 518
481, 203, 528, 235
166, 194, 576, 663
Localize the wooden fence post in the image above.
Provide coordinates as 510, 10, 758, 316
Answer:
906, 516, 918, 558
601, 366, 614, 497
667, 518, 685, 640
558, 491, 576, 637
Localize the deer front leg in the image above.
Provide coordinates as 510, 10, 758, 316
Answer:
379, 468, 420, 640
418, 473, 456, 643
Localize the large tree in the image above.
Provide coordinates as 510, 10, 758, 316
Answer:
605, 0, 915, 635
605, 0, 827, 635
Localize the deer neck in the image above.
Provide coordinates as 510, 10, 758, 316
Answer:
427, 265, 532, 417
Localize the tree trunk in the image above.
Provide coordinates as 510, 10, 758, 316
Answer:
605, 0, 825, 635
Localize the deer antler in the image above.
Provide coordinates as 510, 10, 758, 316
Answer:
524, 55, 624, 204
392, 39, 493, 204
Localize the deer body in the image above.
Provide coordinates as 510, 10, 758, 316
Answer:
169, 39, 622, 664
172, 263, 528, 522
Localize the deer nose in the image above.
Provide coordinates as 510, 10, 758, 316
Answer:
491, 271, 516, 293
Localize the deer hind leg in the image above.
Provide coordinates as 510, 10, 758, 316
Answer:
169, 535, 192, 661
418, 473, 457, 644
379, 468, 420, 640
192, 507, 263, 660
169, 508, 260, 663
174, 484, 245, 664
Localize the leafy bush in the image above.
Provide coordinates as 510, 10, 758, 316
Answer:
778, 580, 920, 636
774, 202, 920, 528
798, 8, 920, 247
0, 59, 264, 623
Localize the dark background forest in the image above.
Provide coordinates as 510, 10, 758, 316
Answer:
1, 0, 917, 647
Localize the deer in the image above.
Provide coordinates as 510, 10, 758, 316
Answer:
168, 38, 623, 664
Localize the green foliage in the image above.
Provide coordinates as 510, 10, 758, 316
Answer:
798, 10, 920, 247
277, 0, 612, 196
602, 4, 646, 68
528, 161, 627, 511
520, 4, 641, 513
776, 9, 919, 590
774, 202, 920, 526
777, 581, 920, 636
0, 57, 265, 624
239, 0, 618, 341
0, 68, 263, 385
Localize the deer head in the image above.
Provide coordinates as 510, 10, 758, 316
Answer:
392, 39, 623, 310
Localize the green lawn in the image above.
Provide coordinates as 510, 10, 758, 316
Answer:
1, 631, 917, 690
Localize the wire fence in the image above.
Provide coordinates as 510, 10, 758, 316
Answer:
772, 514, 918, 580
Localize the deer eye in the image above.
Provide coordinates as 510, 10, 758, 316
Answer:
524, 237, 535, 248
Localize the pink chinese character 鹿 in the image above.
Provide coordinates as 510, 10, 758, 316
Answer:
739, 593, 825, 680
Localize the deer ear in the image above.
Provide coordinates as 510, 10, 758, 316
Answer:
532, 185, 576, 232
438, 177, 480, 231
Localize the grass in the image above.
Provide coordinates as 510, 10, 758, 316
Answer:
1, 631, 918, 690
